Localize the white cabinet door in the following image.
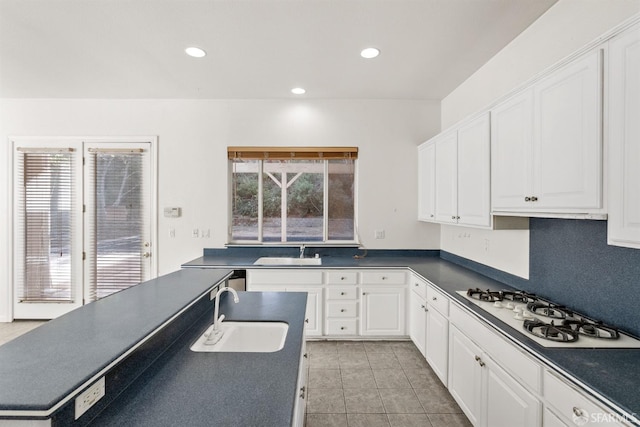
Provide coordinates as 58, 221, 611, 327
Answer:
484, 356, 541, 427
457, 113, 491, 227
409, 291, 427, 356
297, 286, 323, 337
360, 287, 406, 336
448, 325, 483, 426
491, 90, 534, 210
418, 141, 436, 221
533, 49, 602, 210
425, 306, 448, 387
292, 342, 308, 427
434, 131, 458, 224
608, 23, 640, 248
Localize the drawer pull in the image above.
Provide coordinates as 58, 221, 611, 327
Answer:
340, 277, 346, 281
300, 386, 306, 399
381, 276, 387, 280
340, 292, 346, 296
305, 318, 309, 323
414, 283, 419, 287
420, 305, 425, 309
432, 297, 437, 301
340, 309, 346, 313
303, 353, 308, 358
531, 196, 538, 202
474, 355, 485, 367
525, 196, 531, 202
340, 326, 345, 330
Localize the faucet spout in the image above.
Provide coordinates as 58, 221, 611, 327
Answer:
205, 286, 240, 345
299, 244, 306, 259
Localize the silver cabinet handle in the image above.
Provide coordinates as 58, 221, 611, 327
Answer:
340, 292, 346, 296
142, 252, 151, 258
525, 196, 531, 202
300, 386, 306, 399
340, 309, 346, 313
303, 353, 308, 358
305, 318, 309, 323
340, 326, 345, 330
474, 355, 485, 367
340, 277, 346, 280
531, 196, 538, 202
451, 215, 456, 220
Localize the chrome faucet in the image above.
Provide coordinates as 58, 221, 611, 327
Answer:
299, 244, 306, 259
205, 286, 239, 345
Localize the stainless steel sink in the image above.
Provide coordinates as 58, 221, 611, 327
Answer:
253, 257, 322, 266
190, 322, 288, 353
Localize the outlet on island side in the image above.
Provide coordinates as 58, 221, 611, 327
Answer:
74, 377, 105, 420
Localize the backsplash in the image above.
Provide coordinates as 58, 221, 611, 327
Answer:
445, 218, 640, 338
525, 218, 640, 338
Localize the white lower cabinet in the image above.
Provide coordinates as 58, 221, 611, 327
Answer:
297, 286, 323, 337
360, 286, 406, 336
292, 341, 307, 427
409, 287, 427, 356
543, 370, 629, 427
425, 304, 448, 386
448, 325, 541, 427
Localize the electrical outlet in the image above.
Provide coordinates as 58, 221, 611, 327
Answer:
75, 377, 105, 419
192, 229, 199, 238
374, 229, 385, 239
201, 229, 210, 238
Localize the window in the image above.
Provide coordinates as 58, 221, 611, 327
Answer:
12, 138, 155, 319
229, 147, 357, 243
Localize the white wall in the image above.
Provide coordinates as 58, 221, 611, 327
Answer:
439, 0, 640, 278
0, 98, 441, 321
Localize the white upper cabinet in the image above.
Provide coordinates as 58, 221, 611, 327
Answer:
608, 23, 640, 249
492, 49, 604, 215
419, 113, 492, 228
434, 130, 458, 224
457, 113, 491, 227
491, 90, 534, 210
417, 142, 436, 221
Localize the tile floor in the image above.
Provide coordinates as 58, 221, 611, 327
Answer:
305, 340, 472, 427
0, 320, 47, 346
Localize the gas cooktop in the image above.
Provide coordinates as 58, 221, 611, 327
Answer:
457, 289, 640, 348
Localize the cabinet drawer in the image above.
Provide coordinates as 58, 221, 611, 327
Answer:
327, 319, 358, 335
326, 301, 358, 318
326, 287, 358, 300
426, 285, 449, 316
326, 271, 358, 285
361, 270, 406, 285
410, 276, 428, 300
247, 269, 323, 285
544, 371, 627, 426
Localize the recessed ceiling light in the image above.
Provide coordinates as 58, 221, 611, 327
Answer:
360, 47, 380, 59
291, 87, 306, 95
185, 47, 206, 58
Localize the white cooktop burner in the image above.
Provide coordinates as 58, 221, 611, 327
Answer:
456, 291, 640, 348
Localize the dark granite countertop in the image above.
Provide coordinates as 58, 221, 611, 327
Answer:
0, 268, 233, 414
89, 291, 307, 427
183, 252, 640, 425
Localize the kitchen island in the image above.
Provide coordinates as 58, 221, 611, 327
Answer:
0, 268, 308, 427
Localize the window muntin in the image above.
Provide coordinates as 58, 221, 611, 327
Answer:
229, 148, 357, 244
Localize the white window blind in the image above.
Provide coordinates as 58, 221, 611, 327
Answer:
15, 148, 77, 303
85, 148, 147, 301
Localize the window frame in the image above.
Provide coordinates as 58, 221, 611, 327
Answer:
227, 147, 359, 245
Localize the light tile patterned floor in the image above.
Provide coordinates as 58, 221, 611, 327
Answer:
0, 320, 47, 346
305, 340, 472, 427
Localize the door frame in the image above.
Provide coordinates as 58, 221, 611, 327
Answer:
7, 136, 158, 321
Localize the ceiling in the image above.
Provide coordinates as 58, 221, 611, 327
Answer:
0, 0, 557, 100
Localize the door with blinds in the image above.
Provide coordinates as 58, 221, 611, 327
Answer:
13, 139, 154, 319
